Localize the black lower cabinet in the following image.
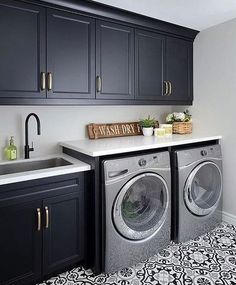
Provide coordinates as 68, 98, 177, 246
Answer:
0, 173, 85, 285
0, 201, 42, 285
43, 192, 84, 275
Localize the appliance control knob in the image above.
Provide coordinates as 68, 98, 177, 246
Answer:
201, 150, 207, 156
138, 158, 147, 167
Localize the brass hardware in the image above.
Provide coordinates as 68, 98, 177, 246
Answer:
40, 72, 46, 91
45, 206, 49, 229
37, 208, 41, 231
96, 76, 102, 92
168, 81, 172, 95
47, 72, 53, 91
163, 81, 169, 96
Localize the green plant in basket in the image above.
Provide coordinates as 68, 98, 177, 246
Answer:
139, 115, 156, 128
184, 110, 192, 122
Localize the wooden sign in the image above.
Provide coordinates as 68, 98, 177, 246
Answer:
87, 122, 142, 139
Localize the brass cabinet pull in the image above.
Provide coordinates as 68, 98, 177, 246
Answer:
96, 76, 102, 92
47, 72, 53, 91
40, 72, 46, 90
45, 206, 49, 229
37, 208, 41, 231
168, 81, 172, 95
163, 81, 169, 96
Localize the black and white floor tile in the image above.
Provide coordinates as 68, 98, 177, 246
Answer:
39, 223, 236, 285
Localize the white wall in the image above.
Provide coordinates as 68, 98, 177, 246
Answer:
94, 0, 236, 31
185, 18, 236, 218
0, 105, 171, 161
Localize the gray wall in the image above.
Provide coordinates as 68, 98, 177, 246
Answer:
0, 105, 171, 160
187, 18, 236, 217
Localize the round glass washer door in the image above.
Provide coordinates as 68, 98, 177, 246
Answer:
113, 173, 169, 240
184, 161, 222, 216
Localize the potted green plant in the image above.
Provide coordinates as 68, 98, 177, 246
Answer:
139, 115, 156, 136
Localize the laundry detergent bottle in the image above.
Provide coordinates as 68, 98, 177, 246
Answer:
4, 136, 17, 160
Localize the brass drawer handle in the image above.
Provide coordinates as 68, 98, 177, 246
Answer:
163, 81, 169, 96
45, 206, 49, 229
47, 72, 53, 91
37, 208, 41, 231
96, 76, 102, 92
40, 72, 46, 91
168, 81, 172, 95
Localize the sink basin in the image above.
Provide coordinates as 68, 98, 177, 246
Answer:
0, 158, 72, 176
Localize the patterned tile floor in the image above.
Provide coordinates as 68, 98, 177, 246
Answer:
39, 223, 236, 285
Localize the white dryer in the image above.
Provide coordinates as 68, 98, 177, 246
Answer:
102, 151, 171, 273
172, 144, 223, 243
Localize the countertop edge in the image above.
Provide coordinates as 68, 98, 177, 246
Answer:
60, 135, 222, 157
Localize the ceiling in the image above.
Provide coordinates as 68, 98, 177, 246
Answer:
92, 0, 236, 31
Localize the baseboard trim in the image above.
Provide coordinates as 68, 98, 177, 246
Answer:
222, 211, 236, 226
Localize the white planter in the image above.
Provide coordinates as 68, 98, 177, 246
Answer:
142, 127, 153, 136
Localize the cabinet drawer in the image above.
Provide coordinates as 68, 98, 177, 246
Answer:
0, 173, 84, 207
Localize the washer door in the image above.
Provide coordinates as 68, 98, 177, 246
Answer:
184, 161, 222, 216
113, 173, 169, 240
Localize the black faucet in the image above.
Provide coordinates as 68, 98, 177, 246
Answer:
24, 113, 41, 159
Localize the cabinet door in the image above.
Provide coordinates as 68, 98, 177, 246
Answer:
47, 9, 95, 99
0, 200, 42, 284
96, 20, 134, 100
165, 37, 193, 102
135, 29, 165, 100
43, 191, 84, 275
0, 0, 46, 98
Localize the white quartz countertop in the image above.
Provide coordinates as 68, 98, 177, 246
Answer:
60, 133, 222, 157
0, 153, 91, 186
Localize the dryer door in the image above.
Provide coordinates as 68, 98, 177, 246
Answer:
113, 173, 169, 240
184, 161, 222, 216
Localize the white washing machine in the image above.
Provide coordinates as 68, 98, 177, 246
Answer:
102, 151, 171, 273
172, 144, 223, 243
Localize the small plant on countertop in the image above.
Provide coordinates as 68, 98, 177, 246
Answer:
166, 110, 192, 123
139, 115, 157, 128
139, 115, 158, 136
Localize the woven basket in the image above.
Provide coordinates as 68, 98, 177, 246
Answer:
172, 122, 192, 134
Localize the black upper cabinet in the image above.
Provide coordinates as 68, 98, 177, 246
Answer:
96, 20, 134, 100
135, 30, 193, 103
43, 191, 84, 275
47, 9, 95, 99
135, 29, 165, 100
164, 37, 193, 101
0, 0, 198, 104
0, 0, 46, 98
0, 200, 42, 285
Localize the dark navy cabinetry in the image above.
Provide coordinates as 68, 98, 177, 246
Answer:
0, 0, 198, 105
0, 173, 85, 285
0, 200, 42, 284
96, 20, 134, 100
47, 9, 95, 99
135, 30, 193, 102
165, 37, 193, 101
135, 29, 165, 100
0, 0, 46, 99
43, 191, 84, 276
